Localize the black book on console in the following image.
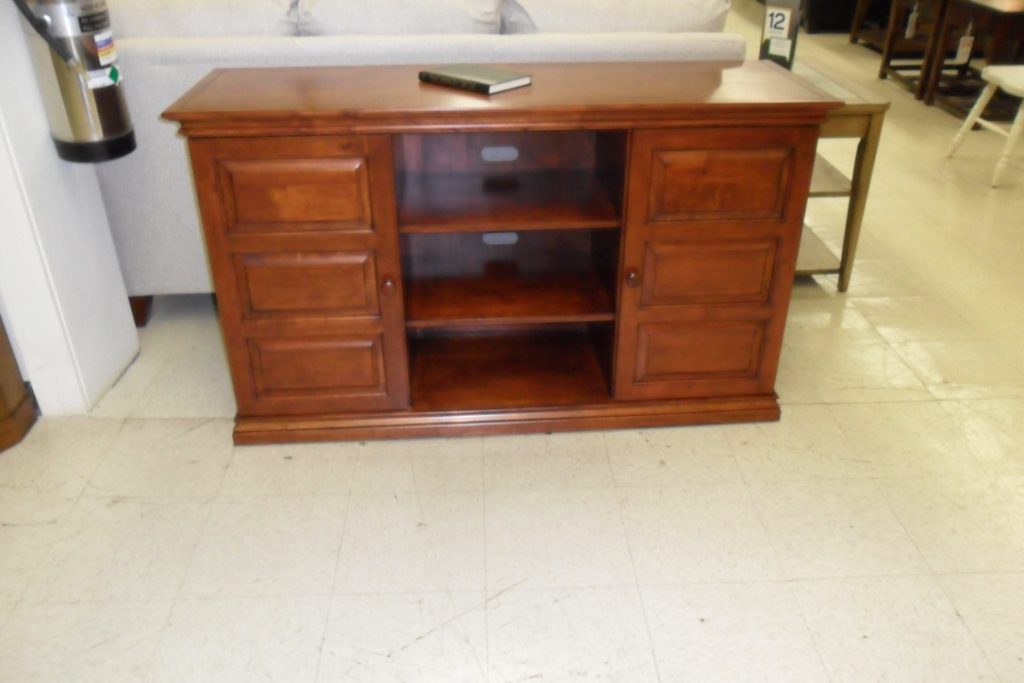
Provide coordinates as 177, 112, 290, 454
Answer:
418, 65, 532, 95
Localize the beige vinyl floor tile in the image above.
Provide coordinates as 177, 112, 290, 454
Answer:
0, 417, 122, 501
0, 601, 173, 683
605, 425, 744, 488
219, 441, 358, 497
409, 437, 486, 492
793, 576, 998, 682
878, 476, 1024, 574
726, 404, 896, 481
643, 582, 829, 682
618, 483, 782, 584
85, 418, 233, 499
0, 498, 71, 607
333, 491, 485, 594
748, 478, 928, 579
147, 595, 330, 683
485, 488, 635, 591
22, 496, 209, 604
894, 340, 1024, 400
940, 399, 1024, 474
180, 495, 349, 598
486, 587, 658, 683
482, 432, 616, 491
939, 573, 1024, 683
319, 591, 488, 683
851, 296, 983, 344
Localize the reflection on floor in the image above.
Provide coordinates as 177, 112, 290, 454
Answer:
2, 1, 1024, 680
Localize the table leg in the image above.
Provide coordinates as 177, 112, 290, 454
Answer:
852, 0, 874, 42
839, 113, 885, 293
879, 0, 907, 78
923, 0, 953, 103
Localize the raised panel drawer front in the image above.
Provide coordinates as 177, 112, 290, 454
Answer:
235, 252, 379, 318
220, 158, 371, 232
251, 336, 385, 396
636, 322, 764, 384
631, 127, 812, 232
648, 148, 789, 221
199, 136, 375, 234
641, 241, 776, 306
246, 335, 402, 413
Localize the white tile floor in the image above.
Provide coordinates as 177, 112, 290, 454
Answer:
2, 2, 1024, 680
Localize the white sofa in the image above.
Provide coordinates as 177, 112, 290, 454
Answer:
98, 0, 743, 297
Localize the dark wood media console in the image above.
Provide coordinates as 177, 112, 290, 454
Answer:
163, 61, 839, 443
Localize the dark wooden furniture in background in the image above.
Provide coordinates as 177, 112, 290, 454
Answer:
852, 0, 896, 50
0, 317, 36, 452
793, 59, 890, 292
878, 0, 958, 96
163, 61, 838, 443
922, 0, 1024, 116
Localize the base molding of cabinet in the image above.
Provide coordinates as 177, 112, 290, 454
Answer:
233, 394, 780, 444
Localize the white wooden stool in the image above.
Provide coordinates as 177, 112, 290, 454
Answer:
947, 65, 1024, 187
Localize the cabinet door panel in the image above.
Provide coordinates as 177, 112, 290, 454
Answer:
248, 334, 394, 413
636, 321, 764, 386
209, 137, 374, 234
641, 241, 776, 306
615, 127, 817, 401
235, 251, 378, 318
189, 135, 409, 416
648, 148, 790, 221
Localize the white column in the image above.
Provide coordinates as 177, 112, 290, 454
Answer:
0, 7, 138, 414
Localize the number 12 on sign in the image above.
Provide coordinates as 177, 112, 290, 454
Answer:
760, 1, 800, 70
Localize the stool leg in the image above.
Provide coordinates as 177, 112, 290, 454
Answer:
993, 104, 1024, 187
948, 82, 998, 158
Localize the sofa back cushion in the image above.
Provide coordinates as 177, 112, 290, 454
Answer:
298, 0, 501, 35
109, 0, 299, 38
501, 0, 731, 34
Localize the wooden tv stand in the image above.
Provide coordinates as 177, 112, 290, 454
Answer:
163, 61, 838, 444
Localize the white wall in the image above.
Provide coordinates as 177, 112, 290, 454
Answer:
0, 7, 138, 414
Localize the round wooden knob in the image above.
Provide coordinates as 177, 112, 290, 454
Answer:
380, 278, 397, 296
626, 269, 640, 288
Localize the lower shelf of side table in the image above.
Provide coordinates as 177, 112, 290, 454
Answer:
796, 224, 842, 275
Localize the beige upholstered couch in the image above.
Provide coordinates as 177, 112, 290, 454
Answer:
98, 0, 743, 296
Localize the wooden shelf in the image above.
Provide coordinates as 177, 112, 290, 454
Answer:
410, 329, 611, 411
796, 224, 840, 275
809, 154, 852, 197
397, 170, 620, 233
405, 270, 615, 329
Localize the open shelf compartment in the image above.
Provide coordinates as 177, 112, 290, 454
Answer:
402, 228, 620, 329
394, 130, 627, 233
409, 324, 614, 412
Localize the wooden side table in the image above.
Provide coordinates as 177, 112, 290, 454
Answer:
792, 59, 891, 292
0, 318, 36, 452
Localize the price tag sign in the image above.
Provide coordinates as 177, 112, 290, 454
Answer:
764, 8, 792, 38
759, 1, 800, 70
